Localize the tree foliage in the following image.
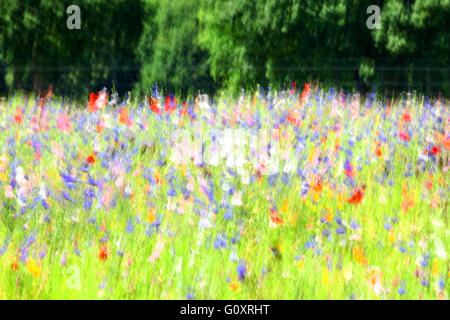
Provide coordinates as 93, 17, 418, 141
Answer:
0, 0, 143, 96
136, 0, 215, 95
0, 0, 448, 96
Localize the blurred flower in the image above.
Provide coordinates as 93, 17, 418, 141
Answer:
236, 261, 246, 282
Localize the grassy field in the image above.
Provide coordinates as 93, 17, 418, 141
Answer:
0, 85, 448, 300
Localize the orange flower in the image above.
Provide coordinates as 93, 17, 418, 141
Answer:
154, 173, 162, 185
14, 107, 23, 124
269, 209, 284, 227
324, 208, 332, 223
374, 145, 382, 157
387, 229, 395, 243
305, 222, 314, 230
352, 246, 367, 265
11, 260, 19, 271
311, 177, 323, 193
401, 198, 415, 213
432, 260, 440, 275
96, 121, 104, 133
442, 135, 450, 151
147, 207, 156, 223
119, 107, 131, 125
280, 199, 289, 214
229, 279, 239, 291
425, 177, 433, 191
401, 182, 415, 213
367, 268, 384, 297
99, 244, 108, 262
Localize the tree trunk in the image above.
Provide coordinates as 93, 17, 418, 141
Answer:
0, 63, 6, 94
31, 61, 45, 94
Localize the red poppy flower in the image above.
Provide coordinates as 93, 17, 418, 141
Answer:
86, 154, 96, 165
347, 185, 366, 205
290, 81, 296, 96
88, 92, 98, 112
149, 97, 162, 114
401, 112, 411, 123
99, 244, 108, 261
300, 83, 310, 104
164, 95, 177, 113
344, 160, 354, 178
180, 100, 188, 116
431, 146, 440, 155
399, 131, 410, 142
425, 179, 433, 190
375, 145, 382, 157
270, 209, 284, 225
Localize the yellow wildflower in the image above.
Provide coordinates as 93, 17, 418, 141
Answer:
26, 257, 42, 277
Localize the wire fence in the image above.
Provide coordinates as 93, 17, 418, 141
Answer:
1, 59, 449, 94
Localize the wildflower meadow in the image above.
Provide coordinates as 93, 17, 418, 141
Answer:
0, 84, 448, 300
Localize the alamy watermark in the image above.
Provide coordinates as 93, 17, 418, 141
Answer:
65, 5, 380, 31
66, 5, 81, 30
366, 5, 381, 30
64, 265, 81, 290
169, 127, 298, 177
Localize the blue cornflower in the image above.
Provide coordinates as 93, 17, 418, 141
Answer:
384, 223, 393, 231
420, 258, 429, 267
224, 208, 233, 220
60, 173, 77, 184
236, 262, 246, 282
61, 191, 73, 202
420, 279, 429, 287
41, 199, 50, 209
350, 221, 359, 229
305, 241, 315, 249
336, 226, 346, 234
84, 197, 93, 211
213, 236, 226, 250
145, 227, 153, 237
126, 219, 134, 233
348, 139, 355, 147
186, 290, 194, 300
39, 250, 47, 259
167, 189, 177, 197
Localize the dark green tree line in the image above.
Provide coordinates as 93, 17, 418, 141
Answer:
0, 0, 448, 97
